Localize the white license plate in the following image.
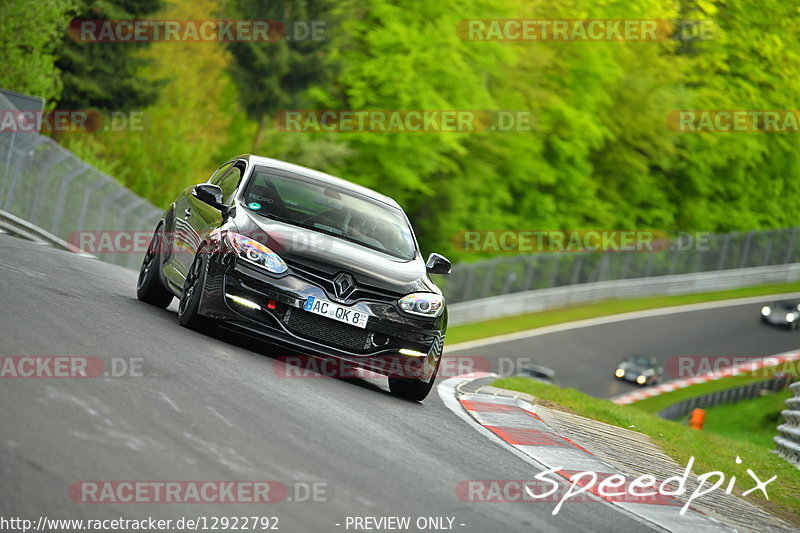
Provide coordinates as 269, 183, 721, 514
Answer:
303, 296, 369, 329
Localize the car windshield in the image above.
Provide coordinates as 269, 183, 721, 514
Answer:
776, 301, 799, 310
628, 355, 654, 367
241, 167, 416, 260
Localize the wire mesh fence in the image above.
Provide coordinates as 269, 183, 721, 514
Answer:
657, 374, 793, 421
2, 89, 800, 297
438, 228, 800, 303
0, 91, 162, 269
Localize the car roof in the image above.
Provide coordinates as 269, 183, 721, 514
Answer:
625, 354, 655, 364
236, 154, 401, 209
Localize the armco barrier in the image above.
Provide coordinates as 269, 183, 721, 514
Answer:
0, 90, 162, 269
775, 381, 800, 468
447, 263, 800, 325
656, 374, 791, 421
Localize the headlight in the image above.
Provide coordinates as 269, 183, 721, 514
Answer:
615, 368, 625, 378
761, 306, 771, 316
787, 313, 795, 322
227, 232, 287, 274
636, 375, 647, 385
398, 293, 444, 317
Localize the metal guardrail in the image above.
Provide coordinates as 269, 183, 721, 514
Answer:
657, 374, 792, 421
775, 381, 800, 468
0, 90, 162, 269
0, 207, 94, 255
447, 263, 800, 325
439, 227, 800, 304
2, 86, 800, 312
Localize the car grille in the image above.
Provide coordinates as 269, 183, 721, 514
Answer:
284, 258, 403, 304
283, 308, 370, 351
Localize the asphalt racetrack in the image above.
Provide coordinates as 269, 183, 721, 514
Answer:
0, 232, 793, 532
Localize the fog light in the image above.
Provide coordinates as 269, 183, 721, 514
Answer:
636, 375, 647, 385
615, 368, 625, 378
225, 293, 261, 310
399, 348, 427, 358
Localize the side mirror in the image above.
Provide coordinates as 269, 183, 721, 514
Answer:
193, 184, 226, 211
426, 252, 452, 275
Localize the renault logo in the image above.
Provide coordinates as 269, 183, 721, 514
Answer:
333, 273, 356, 300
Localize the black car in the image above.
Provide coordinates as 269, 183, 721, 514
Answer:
760, 301, 800, 329
137, 155, 451, 400
614, 354, 663, 386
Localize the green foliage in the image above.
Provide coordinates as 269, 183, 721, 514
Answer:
25, 0, 800, 259
59, 0, 247, 207
226, 0, 338, 150
0, 0, 75, 105
55, 0, 164, 110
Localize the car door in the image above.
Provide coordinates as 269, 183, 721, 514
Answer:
169, 162, 234, 283
178, 161, 246, 278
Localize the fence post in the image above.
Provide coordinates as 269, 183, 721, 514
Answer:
717, 233, 732, 270
521, 258, 537, 291
739, 231, 754, 268
763, 230, 774, 266
784, 227, 798, 264
571, 254, 585, 285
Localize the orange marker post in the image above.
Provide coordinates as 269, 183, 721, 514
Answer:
689, 408, 706, 430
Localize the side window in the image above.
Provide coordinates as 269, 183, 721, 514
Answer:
217, 165, 244, 204
209, 162, 234, 185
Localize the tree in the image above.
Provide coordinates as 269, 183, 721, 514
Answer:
55, 0, 164, 111
226, 0, 338, 151
0, 0, 75, 105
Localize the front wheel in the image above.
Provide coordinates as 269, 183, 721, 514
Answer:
178, 253, 215, 332
137, 226, 173, 308
389, 375, 436, 401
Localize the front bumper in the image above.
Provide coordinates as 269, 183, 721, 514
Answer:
197, 256, 445, 382
763, 313, 795, 328
615, 370, 653, 385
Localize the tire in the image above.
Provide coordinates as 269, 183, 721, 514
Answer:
137, 226, 173, 308
178, 253, 215, 331
389, 374, 436, 401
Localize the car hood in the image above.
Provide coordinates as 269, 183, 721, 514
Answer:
231, 207, 437, 295
619, 362, 654, 374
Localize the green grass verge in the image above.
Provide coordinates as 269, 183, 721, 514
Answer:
447, 282, 800, 345
703, 390, 793, 448
493, 377, 800, 523
632, 361, 799, 414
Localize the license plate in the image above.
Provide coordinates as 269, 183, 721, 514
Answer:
303, 296, 369, 329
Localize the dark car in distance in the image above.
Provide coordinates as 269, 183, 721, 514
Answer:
614, 354, 663, 386
761, 301, 800, 329
137, 155, 451, 400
